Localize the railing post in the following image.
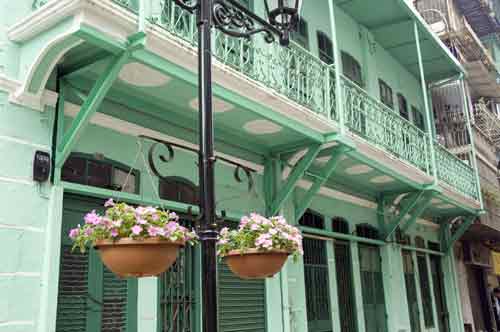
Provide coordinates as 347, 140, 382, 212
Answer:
414, 21, 438, 183
328, 0, 344, 134
460, 78, 484, 208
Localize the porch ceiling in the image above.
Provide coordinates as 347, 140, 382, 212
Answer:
336, 0, 464, 82
61, 43, 317, 161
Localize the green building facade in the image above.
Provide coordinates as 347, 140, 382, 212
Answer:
0, 0, 484, 332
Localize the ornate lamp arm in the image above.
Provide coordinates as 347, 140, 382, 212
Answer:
172, 0, 199, 13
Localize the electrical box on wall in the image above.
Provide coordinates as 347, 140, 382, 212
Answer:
33, 151, 51, 182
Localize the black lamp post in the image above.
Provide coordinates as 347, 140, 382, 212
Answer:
170, 0, 300, 331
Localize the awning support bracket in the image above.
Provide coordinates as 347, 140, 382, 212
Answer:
442, 215, 476, 253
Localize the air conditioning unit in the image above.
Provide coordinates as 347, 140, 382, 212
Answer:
463, 241, 492, 267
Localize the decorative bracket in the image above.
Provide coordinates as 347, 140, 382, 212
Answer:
442, 215, 476, 253
268, 145, 322, 216
141, 135, 256, 192
294, 145, 351, 222
381, 189, 438, 241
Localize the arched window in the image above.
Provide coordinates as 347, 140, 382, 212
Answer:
331, 217, 349, 234
158, 177, 199, 205
415, 236, 426, 249
299, 210, 324, 229
61, 153, 139, 194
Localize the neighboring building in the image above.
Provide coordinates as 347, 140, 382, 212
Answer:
415, 0, 500, 331
0, 1, 484, 332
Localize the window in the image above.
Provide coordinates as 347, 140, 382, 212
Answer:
379, 79, 393, 109
331, 217, 349, 234
342, 52, 363, 86
356, 223, 380, 240
299, 210, 324, 229
317, 31, 333, 64
62, 153, 139, 194
412, 106, 425, 131
291, 16, 309, 49
417, 254, 435, 327
158, 177, 199, 205
398, 93, 409, 120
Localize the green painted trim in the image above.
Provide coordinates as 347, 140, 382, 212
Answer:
384, 191, 425, 240
411, 250, 426, 331
61, 52, 113, 80
269, 145, 321, 216
444, 215, 476, 252
400, 245, 444, 257
425, 253, 440, 330
299, 226, 386, 246
414, 21, 438, 183
56, 52, 130, 167
350, 242, 367, 332
460, 79, 483, 209
400, 191, 436, 232
295, 146, 348, 221
61, 181, 245, 221
326, 241, 342, 332
127, 279, 139, 332
86, 248, 104, 331
327, 0, 344, 134
376, 194, 386, 235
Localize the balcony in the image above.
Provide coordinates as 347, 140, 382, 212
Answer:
20, 0, 480, 207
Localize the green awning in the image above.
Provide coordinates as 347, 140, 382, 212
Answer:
336, 0, 465, 82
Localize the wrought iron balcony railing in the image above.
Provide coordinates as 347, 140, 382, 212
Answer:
434, 141, 479, 200
30, 0, 481, 202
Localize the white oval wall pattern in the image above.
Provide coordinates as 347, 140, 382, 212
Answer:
370, 175, 395, 184
243, 119, 283, 135
345, 164, 373, 175
189, 98, 234, 113
119, 62, 172, 87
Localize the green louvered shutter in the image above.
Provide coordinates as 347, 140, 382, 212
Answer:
56, 195, 137, 332
218, 261, 266, 332
402, 250, 421, 332
55, 245, 89, 332
359, 245, 388, 332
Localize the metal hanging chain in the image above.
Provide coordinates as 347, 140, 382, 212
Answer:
109, 138, 143, 202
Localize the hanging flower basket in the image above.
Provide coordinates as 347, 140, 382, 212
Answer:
69, 199, 198, 278
218, 214, 303, 279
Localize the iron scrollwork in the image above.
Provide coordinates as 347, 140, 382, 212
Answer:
142, 135, 255, 192
212, 0, 276, 43
172, 0, 199, 12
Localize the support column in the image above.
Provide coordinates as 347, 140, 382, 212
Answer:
350, 242, 366, 332
414, 21, 438, 183
460, 79, 484, 209
328, 0, 344, 134
326, 239, 342, 332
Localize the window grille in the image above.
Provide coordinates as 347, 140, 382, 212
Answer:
402, 250, 421, 332
417, 254, 435, 328
335, 242, 358, 331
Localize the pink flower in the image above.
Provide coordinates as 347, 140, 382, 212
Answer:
131, 225, 143, 235
84, 228, 93, 236
69, 228, 80, 239
84, 210, 101, 225
137, 218, 148, 225
169, 212, 179, 221
148, 226, 160, 237
250, 223, 260, 231
166, 222, 178, 232
110, 229, 119, 237
104, 198, 115, 207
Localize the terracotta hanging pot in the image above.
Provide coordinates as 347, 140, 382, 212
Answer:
95, 238, 185, 278
223, 249, 290, 279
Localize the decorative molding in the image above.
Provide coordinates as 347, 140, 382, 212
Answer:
0, 74, 58, 110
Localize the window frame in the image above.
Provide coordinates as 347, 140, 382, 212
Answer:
61, 152, 141, 194
397, 93, 409, 120
379, 79, 394, 109
291, 16, 309, 50
342, 51, 363, 87
317, 30, 334, 65
412, 106, 426, 131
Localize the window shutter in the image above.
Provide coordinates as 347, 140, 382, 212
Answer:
218, 261, 266, 332
292, 17, 309, 49
317, 31, 334, 64
101, 267, 130, 331
342, 52, 363, 86
417, 254, 434, 328
398, 94, 409, 120
55, 245, 90, 332
412, 107, 425, 131
379, 80, 393, 109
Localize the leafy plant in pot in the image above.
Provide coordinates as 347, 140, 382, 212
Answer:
217, 213, 303, 279
69, 199, 198, 277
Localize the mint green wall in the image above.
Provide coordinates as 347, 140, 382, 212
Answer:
0, 90, 55, 332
